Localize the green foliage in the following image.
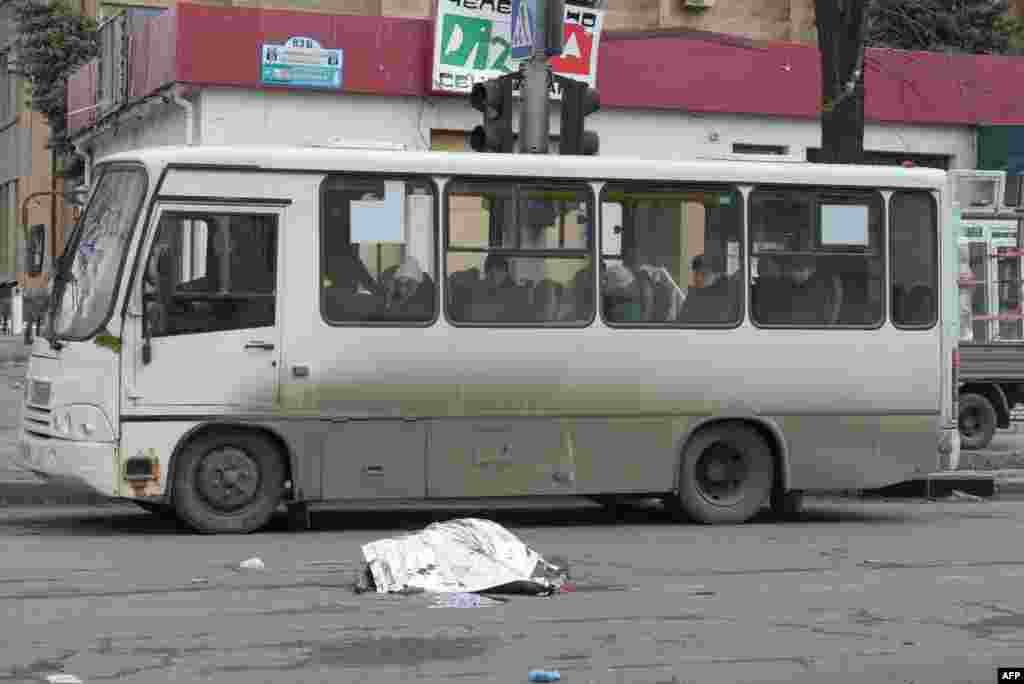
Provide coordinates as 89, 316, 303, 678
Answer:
12, 0, 99, 156
866, 0, 1021, 54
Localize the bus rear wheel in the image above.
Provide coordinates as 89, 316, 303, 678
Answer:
959, 393, 997, 451
675, 423, 774, 524
172, 429, 285, 534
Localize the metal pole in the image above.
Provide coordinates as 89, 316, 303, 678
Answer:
518, 3, 550, 155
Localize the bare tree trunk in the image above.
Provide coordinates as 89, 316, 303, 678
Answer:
815, 0, 868, 164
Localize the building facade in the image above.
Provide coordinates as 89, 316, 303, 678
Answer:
5, 0, 1024, 335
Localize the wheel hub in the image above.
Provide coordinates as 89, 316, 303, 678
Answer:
695, 442, 748, 506
197, 447, 261, 512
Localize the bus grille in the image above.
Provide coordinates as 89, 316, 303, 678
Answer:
23, 405, 53, 438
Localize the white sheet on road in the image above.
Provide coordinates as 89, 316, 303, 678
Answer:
361, 518, 561, 594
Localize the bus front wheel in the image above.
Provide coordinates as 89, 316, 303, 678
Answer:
172, 429, 286, 534
959, 393, 997, 451
675, 423, 774, 524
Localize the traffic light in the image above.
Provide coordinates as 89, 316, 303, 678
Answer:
469, 73, 517, 153
555, 75, 600, 156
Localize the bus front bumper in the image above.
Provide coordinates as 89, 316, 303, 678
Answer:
15, 430, 118, 498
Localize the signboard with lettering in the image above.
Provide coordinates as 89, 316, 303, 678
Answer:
510, 0, 538, 59
431, 0, 604, 96
261, 36, 343, 89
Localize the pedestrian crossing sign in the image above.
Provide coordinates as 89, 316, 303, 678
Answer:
511, 0, 538, 59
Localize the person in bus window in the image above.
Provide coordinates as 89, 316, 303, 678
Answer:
603, 262, 645, 322
385, 256, 432, 319
473, 254, 527, 321
678, 253, 738, 324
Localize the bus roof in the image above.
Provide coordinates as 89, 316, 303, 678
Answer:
97, 145, 949, 190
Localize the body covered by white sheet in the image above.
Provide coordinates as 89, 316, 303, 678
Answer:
361, 518, 561, 594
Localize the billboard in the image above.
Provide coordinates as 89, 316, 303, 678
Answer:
431, 0, 604, 96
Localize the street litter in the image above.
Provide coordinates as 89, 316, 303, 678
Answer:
190, 577, 208, 584
45, 675, 83, 684
238, 557, 265, 570
360, 518, 569, 595
527, 670, 561, 682
431, 592, 507, 608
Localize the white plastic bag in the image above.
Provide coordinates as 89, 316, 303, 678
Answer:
361, 518, 563, 594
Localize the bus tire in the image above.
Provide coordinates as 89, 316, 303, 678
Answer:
172, 429, 286, 534
959, 393, 997, 451
675, 423, 774, 524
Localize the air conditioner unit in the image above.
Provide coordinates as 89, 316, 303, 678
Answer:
684, 0, 715, 9
950, 170, 1005, 214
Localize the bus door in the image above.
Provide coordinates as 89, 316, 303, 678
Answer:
125, 203, 283, 410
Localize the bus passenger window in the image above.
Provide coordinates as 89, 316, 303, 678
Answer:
601, 184, 742, 327
320, 175, 437, 325
890, 191, 938, 328
143, 212, 278, 337
750, 188, 884, 328
445, 179, 593, 325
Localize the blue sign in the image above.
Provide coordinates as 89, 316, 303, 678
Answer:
261, 36, 343, 90
510, 0, 538, 60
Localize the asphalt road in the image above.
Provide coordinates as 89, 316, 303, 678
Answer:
0, 499, 1022, 684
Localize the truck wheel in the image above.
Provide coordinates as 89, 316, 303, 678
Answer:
675, 423, 774, 524
172, 429, 285, 534
959, 393, 997, 451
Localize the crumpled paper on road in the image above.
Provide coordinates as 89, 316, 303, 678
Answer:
360, 518, 567, 595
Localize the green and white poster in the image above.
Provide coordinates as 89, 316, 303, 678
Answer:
431, 0, 604, 95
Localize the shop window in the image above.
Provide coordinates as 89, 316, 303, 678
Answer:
445, 179, 593, 325
600, 184, 742, 326
750, 187, 884, 327
320, 175, 436, 325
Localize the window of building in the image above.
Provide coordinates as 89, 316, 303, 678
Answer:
445, 179, 593, 325
144, 212, 277, 337
749, 187, 884, 327
320, 175, 436, 325
733, 143, 789, 156
0, 51, 13, 124
98, 3, 167, 21
890, 191, 938, 329
600, 184, 743, 326
0, 182, 13, 276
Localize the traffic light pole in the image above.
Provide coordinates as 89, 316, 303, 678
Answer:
518, 55, 550, 155
517, 1, 553, 155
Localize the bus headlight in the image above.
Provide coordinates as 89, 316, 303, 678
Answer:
54, 411, 72, 436
51, 405, 114, 441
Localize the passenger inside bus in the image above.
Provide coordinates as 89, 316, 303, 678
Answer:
603, 262, 645, 322
383, 256, 434, 319
466, 254, 530, 322
678, 252, 739, 324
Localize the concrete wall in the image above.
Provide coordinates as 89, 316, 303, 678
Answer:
187, 88, 975, 169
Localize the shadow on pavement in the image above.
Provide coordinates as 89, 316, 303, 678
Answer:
0, 498, 914, 537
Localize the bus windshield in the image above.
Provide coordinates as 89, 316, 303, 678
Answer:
52, 166, 147, 339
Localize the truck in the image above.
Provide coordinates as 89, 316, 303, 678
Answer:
954, 170, 1024, 450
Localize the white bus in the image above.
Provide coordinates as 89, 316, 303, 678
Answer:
17, 145, 958, 533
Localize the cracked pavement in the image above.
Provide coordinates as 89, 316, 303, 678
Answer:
0, 500, 1022, 683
